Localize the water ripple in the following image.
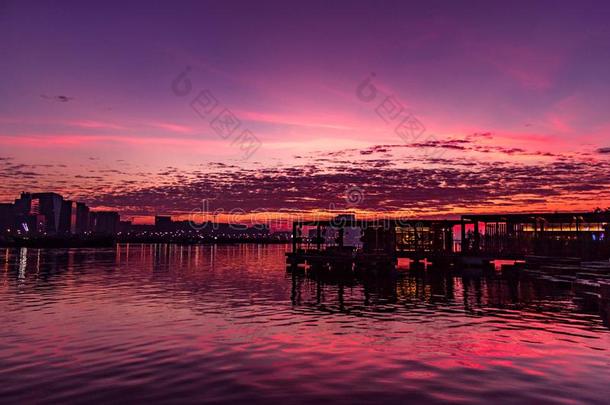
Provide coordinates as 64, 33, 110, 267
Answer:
1, 244, 609, 404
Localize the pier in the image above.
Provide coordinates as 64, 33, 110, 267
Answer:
287, 211, 610, 271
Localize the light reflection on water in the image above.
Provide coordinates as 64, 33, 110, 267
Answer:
0, 244, 609, 404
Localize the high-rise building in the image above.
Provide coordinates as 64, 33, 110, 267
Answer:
94, 211, 120, 234
8, 192, 103, 235
14, 192, 32, 216
6, 192, 123, 236
59, 200, 73, 234
70, 201, 77, 233
0, 203, 15, 234
31, 192, 64, 233
12, 192, 56, 233
88, 211, 97, 233
75, 202, 90, 234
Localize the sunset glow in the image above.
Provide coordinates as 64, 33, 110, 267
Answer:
2, 1, 610, 223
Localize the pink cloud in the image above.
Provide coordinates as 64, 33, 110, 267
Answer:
149, 122, 195, 134
0, 134, 220, 148
237, 109, 360, 131
69, 120, 126, 130
491, 131, 565, 147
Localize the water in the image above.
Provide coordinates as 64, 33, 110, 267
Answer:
1, 244, 609, 404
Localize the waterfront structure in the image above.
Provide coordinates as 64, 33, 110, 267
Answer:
0, 192, 244, 242
460, 212, 610, 258
2, 192, 609, 257
289, 211, 610, 267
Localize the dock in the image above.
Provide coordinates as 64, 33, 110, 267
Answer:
286, 211, 610, 272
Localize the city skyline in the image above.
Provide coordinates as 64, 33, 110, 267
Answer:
2, 1, 610, 223
2, 189, 609, 236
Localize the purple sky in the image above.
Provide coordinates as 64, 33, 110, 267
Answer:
1, 0, 610, 223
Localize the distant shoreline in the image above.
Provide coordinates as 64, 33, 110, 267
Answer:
0, 238, 291, 249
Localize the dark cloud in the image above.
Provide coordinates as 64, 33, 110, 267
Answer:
0, 162, 41, 179
83, 156, 610, 217
597, 147, 610, 154
3, 140, 609, 217
40, 94, 74, 103
331, 138, 557, 159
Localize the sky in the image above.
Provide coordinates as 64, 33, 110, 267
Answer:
1, 0, 610, 225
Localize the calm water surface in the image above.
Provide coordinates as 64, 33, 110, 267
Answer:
1, 244, 609, 404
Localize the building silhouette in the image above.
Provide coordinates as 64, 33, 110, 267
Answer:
74, 202, 90, 234
155, 216, 173, 232
31, 192, 64, 233
59, 200, 72, 234
0, 203, 14, 233
93, 211, 120, 235
0, 192, 101, 237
